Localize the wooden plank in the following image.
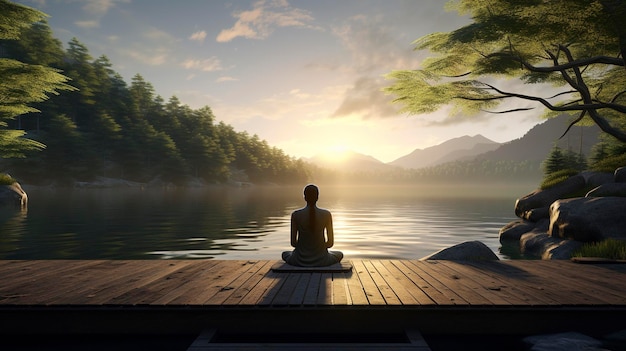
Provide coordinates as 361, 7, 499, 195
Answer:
437, 261, 535, 305
288, 272, 313, 306
344, 268, 369, 306
481, 261, 603, 305
244, 269, 287, 306
332, 272, 350, 305
432, 261, 515, 305
0, 260, 106, 292
371, 260, 420, 306
462, 261, 563, 306
380, 260, 435, 306
166, 260, 256, 305
0, 261, 114, 305
0, 260, 48, 279
511, 261, 626, 305
362, 260, 401, 305
415, 261, 492, 305
302, 272, 322, 306
222, 261, 274, 305
44, 261, 184, 305
199, 261, 268, 305
104, 260, 220, 305
1, 259, 626, 310
316, 272, 333, 305
389, 261, 450, 306
401, 261, 467, 305
270, 273, 303, 306
351, 260, 385, 305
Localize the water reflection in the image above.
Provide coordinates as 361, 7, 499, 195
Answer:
0, 184, 532, 260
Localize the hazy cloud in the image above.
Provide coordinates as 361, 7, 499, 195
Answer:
181, 57, 223, 72
216, 0, 315, 42
75, 20, 99, 28
331, 15, 418, 119
123, 49, 168, 66
216, 76, 239, 83
82, 0, 129, 15
189, 30, 207, 42
332, 76, 400, 119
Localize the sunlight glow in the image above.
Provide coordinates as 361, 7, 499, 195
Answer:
321, 144, 352, 162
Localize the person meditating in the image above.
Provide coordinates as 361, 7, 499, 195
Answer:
282, 184, 343, 267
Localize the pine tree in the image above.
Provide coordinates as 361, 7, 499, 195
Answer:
0, 0, 74, 158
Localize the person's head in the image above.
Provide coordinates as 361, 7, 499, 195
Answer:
303, 184, 319, 204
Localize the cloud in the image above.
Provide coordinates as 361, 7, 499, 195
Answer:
329, 16, 418, 119
216, 76, 239, 83
181, 57, 223, 72
189, 30, 207, 42
75, 20, 99, 28
216, 0, 315, 42
332, 76, 400, 119
123, 49, 168, 66
82, 0, 128, 15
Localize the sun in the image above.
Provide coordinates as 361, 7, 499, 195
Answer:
321, 144, 352, 163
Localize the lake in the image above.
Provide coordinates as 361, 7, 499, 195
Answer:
0, 183, 537, 260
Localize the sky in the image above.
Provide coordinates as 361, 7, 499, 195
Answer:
15, 0, 547, 163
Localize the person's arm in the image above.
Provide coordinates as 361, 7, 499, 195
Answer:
290, 212, 298, 247
325, 212, 334, 248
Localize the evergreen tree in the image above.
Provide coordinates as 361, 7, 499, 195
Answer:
0, 0, 74, 158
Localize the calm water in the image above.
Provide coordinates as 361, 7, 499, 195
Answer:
0, 184, 535, 260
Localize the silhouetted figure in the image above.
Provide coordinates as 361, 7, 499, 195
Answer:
282, 184, 343, 267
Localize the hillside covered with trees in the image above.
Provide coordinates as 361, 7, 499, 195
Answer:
0, 3, 309, 186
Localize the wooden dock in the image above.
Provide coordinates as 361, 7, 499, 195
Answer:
1, 259, 625, 348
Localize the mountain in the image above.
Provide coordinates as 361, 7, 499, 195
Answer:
476, 114, 601, 163
389, 135, 500, 169
307, 150, 392, 172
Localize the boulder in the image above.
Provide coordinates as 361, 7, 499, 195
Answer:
520, 232, 561, 258
549, 197, 626, 242
523, 332, 602, 351
421, 240, 499, 261
580, 171, 614, 188
615, 166, 626, 183
586, 183, 626, 197
499, 220, 537, 244
522, 206, 550, 222
514, 175, 585, 219
0, 183, 27, 208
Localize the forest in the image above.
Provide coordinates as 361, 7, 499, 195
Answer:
0, 18, 311, 186
2, 1, 623, 187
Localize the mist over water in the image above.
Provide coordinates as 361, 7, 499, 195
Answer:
0, 183, 536, 260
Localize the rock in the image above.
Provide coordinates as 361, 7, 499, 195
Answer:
615, 166, 626, 183
0, 183, 27, 208
520, 232, 562, 258
499, 220, 536, 244
523, 206, 550, 222
523, 332, 603, 351
549, 197, 626, 242
514, 174, 585, 219
580, 171, 614, 188
543, 239, 584, 260
420, 240, 499, 261
586, 183, 626, 197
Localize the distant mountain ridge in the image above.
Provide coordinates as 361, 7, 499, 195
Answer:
307, 150, 393, 172
475, 115, 600, 163
306, 115, 601, 173
389, 135, 500, 169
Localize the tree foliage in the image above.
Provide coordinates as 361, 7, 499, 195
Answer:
385, 0, 626, 143
0, 0, 74, 158
0, 12, 309, 185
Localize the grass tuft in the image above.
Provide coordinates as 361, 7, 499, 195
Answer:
590, 154, 626, 173
540, 169, 579, 190
573, 239, 626, 260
